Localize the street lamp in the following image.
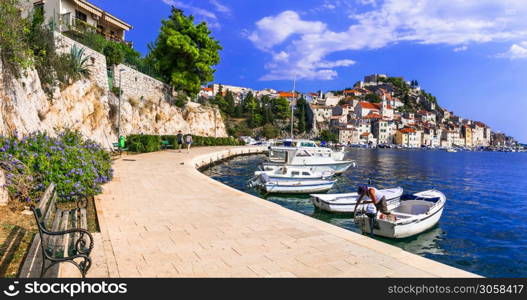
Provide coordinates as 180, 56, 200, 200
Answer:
117, 68, 125, 142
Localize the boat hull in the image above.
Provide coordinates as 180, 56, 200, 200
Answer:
264, 181, 335, 194
311, 196, 401, 213
357, 207, 444, 238
262, 161, 355, 174
310, 187, 404, 213
355, 190, 446, 238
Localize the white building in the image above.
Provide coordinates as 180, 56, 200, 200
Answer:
23, 0, 132, 42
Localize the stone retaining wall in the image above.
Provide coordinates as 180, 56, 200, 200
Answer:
53, 32, 109, 92
111, 64, 175, 105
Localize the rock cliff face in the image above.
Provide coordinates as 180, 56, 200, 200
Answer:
0, 60, 227, 149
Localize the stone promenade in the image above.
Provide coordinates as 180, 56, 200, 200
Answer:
85, 146, 478, 277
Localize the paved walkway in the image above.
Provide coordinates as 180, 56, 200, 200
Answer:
88, 146, 478, 278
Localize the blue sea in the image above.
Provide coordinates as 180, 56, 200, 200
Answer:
202, 149, 527, 278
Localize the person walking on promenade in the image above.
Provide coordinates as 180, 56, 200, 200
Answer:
185, 134, 193, 153
176, 130, 184, 152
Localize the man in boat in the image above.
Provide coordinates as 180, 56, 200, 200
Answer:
354, 185, 391, 235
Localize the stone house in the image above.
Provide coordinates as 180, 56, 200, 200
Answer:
372, 119, 396, 145
334, 126, 360, 145
395, 128, 421, 148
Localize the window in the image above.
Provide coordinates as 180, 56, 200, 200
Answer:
302, 172, 311, 176
291, 172, 300, 176
75, 10, 87, 22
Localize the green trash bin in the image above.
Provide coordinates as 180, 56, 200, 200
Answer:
119, 136, 126, 148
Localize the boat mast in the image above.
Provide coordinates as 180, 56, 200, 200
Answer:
291, 74, 296, 139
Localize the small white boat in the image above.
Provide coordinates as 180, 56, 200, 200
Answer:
249, 173, 336, 194
354, 190, 446, 239
255, 165, 335, 181
310, 187, 403, 213
445, 148, 458, 153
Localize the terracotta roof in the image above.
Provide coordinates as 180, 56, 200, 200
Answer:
364, 112, 381, 119
360, 132, 371, 137
399, 128, 416, 134
358, 102, 379, 110
202, 87, 212, 92
310, 105, 332, 109
336, 126, 357, 131
279, 92, 298, 98
359, 102, 394, 110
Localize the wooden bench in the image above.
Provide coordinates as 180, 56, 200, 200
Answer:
112, 142, 128, 155
28, 183, 94, 278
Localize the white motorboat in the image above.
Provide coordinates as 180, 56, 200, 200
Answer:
264, 146, 355, 174
310, 187, 403, 213
445, 148, 458, 153
249, 173, 336, 194
270, 139, 346, 161
254, 165, 335, 181
354, 190, 446, 239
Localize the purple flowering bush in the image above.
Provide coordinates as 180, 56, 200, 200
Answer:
0, 130, 113, 203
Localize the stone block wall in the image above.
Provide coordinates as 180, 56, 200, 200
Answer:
53, 32, 109, 92
111, 64, 174, 104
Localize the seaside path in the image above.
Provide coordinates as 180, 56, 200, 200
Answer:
83, 146, 478, 278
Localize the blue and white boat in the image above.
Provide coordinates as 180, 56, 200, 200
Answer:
249, 173, 336, 194
254, 165, 335, 182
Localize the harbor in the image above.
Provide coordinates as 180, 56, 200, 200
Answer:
61, 146, 477, 278
203, 146, 527, 277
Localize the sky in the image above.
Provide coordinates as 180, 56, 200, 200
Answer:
90, 0, 527, 142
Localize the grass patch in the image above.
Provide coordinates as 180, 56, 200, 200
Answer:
0, 205, 36, 278
0, 196, 100, 278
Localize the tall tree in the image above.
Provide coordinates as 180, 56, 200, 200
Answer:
295, 96, 308, 133
225, 91, 235, 116
148, 8, 222, 95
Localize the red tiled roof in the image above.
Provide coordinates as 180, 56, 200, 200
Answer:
202, 87, 212, 92
278, 91, 299, 98
310, 105, 332, 109
358, 102, 379, 110
359, 102, 393, 110
399, 128, 416, 134
364, 112, 381, 119
361, 132, 371, 137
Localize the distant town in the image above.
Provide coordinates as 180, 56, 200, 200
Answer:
199, 74, 521, 150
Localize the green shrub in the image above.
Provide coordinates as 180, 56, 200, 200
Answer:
126, 135, 162, 153
0, 130, 113, 203
0, 0, 33, 79
126, 134, 243, 152
103, 42, 124, 66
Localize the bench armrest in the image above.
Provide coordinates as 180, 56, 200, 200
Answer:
41, 227, 94, 256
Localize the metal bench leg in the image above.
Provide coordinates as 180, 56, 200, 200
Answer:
41, 258, 91, 278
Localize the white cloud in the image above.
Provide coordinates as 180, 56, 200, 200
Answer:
249, 0, 527, 81
163, 0, 217, 20
248, 11, 326, 51
209, 0, 231, 14
453, 45, 468, 52
162, 0, 231, 28
497, 41, 527, 59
